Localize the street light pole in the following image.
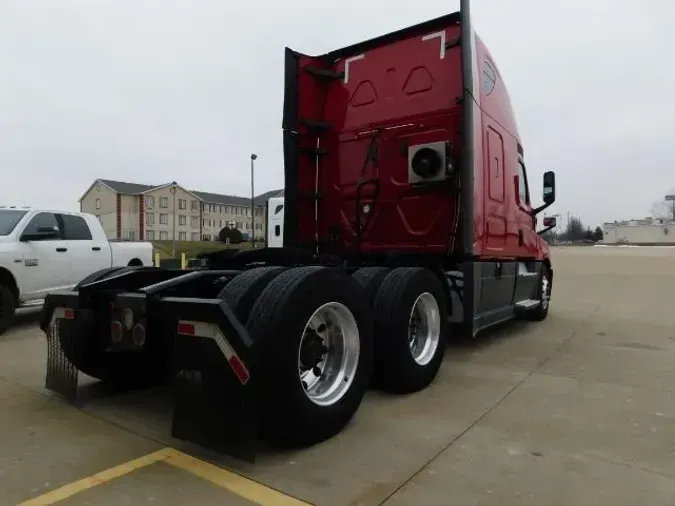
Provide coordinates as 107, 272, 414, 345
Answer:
170, 183, 177, 257
250, 154, 257, 248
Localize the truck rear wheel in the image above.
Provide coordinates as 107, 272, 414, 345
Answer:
372, 267, 448, 393
217, 266, 286, 324
247, 266, 373, 447
351, 267, 390, 307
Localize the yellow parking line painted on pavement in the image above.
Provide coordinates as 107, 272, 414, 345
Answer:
16, 448, 171, 506
162, 448, 313, 506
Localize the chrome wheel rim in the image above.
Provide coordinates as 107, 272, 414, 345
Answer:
297, 302, 360, 407
541, 275, 550, 310
408, 292, 441, 366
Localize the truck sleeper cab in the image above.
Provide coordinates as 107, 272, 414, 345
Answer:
41, 1, 556, 463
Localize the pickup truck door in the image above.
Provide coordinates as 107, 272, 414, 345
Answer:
57, 213, 110, 283
17, 212, 72, 299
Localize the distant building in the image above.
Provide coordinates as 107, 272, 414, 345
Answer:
601, 217, 675, 245
79, 179, 283, 241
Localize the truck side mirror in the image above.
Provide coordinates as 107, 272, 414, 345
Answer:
533, 171, 556, 215
543, 171, 555, 205
543, 216, 556, 228
538, 216, 557, 236
20, 225, 60, 242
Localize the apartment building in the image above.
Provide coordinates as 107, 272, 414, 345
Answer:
79, 179, 283, 241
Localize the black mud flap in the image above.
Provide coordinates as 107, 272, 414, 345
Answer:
41, 291, 83, 403
161, 297, 259, 462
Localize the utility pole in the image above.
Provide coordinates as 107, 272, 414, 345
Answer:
250, 154, 257, 248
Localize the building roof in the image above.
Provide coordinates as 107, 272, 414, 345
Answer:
88, 179, 284, 206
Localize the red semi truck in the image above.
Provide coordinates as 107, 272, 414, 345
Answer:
41, 1, 556, 461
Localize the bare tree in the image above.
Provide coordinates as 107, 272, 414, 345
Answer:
651, 189, 675, 221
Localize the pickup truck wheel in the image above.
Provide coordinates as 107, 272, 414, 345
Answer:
351, 267, 390, 307
247, 266, 374, 447
372, 267, 448, 394
526, 265, 552, 322
0, 284, 16, 335
217, 266, 286, 324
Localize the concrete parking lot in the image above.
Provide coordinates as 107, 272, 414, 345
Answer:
2, 246, 675, 505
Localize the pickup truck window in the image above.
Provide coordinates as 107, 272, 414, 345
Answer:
23, 212, 61, 239
0, 210, 28, 235
59, 214, 93, 240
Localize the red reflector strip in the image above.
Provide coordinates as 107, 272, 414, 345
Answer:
64, 309, 75, 320
228, 355, 250, 385
177, 322, 195, 335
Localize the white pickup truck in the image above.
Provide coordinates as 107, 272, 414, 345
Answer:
0, 208, 153, 333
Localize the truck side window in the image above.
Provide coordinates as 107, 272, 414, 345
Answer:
59, 214, 93, 240
22, 213, 60, 240
517, 161, 530, 206
274, 204, 284, 215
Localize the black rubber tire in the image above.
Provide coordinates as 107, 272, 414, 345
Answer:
247, 266, 374, 447
217, 266, 287, 324
526, 264, 552, 322
67, 265, 166, 384
351, 267, 390, 307
372, 267, 448, 394
0, 284, 16, 335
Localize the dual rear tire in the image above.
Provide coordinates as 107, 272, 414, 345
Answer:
233, 265, 448, 448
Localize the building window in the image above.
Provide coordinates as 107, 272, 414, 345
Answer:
246, 208, 250, 217
225, 206, 230, 214
191, 232, 199, 241
191, 200, 199, 211
256, 223, 262, 230
202, 218, 206, 226
178, 199, 186, 209
159, 213, 168, 225
219, 220, 223, 228
95, 198, 101, 209
160, 197, 168, 208
146, 230, 155, 240
219, 205, 224, 213
146, 212, 155, 225
160, 231, 169, 240
179, 231, 187, 240
191, 216, 199, 228
482, 61, 497, 95
202, 234, 210, 241
146, 196, 154, 208
236, 221, 243, 229
179, 215, 186, 226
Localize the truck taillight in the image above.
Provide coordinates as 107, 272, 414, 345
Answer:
63, 309, 75, 320
132, 323, 146, 347
110, 321, 123, 343
177, 322, 195, 335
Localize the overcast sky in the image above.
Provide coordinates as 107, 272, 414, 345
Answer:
0, 0, 673, 227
